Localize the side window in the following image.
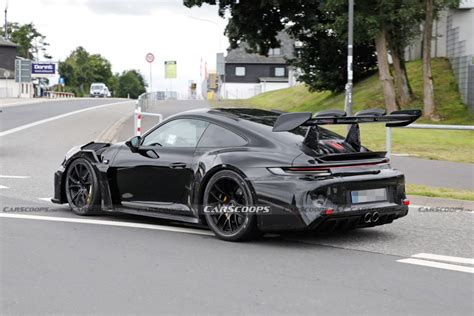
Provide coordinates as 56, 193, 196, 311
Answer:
274, 67, 285, 77
142, 119, 209, 148
198, 124, 247, 148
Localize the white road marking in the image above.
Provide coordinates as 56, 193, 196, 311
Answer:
0, 175, 30, 179
397, 258, 474, 274
0, 213, 213, 236
38, 198, 53, 202
0, 185, 9, 189
411, 253, 474, 265
0, 100, 131, 137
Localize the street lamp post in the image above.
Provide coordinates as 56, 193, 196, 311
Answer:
345, 0, 354, 117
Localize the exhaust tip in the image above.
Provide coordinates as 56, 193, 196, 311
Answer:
372, 212, 380, 223
363, 212, 372, 223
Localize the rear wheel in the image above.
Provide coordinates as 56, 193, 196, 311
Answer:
65, 158, 101, 215
203, 170, 260, 241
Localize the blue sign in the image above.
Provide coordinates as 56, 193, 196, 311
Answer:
32, 63, 56, 75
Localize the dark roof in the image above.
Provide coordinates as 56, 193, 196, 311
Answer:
225, 31, 295, 64
0, 37, 18, 48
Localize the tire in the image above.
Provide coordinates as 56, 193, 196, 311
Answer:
65, 158, 101, 215
203, 170, 260, 241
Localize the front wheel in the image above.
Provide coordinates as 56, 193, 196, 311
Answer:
65, 158, 101, 215
203, 170, 260, 241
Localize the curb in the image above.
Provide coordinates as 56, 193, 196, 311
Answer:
408, 195, 474, 210
96, 113, 134, 143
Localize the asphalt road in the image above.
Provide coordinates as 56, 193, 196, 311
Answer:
0, 99, 473, 315
0, 98, 129, 132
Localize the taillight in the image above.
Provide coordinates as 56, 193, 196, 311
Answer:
324, 208, 334, 215
403, 199, 410, 206
267, 167, 331, 176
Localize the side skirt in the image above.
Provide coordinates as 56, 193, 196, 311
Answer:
114, 203, 201, 224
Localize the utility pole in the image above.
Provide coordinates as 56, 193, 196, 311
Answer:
4, 0, 8, 39
345, 0, 354, 117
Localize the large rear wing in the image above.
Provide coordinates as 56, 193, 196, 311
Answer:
272, 109, 422, 132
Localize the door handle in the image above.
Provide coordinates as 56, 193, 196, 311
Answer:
170, 162, 186, 169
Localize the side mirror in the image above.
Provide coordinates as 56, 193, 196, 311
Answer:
126, 135, 141, 150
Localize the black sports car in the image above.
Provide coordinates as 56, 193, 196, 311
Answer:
53, 107, 421, 241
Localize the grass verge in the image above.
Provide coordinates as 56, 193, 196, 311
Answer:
407, 184, 474, 201
212, 58, 474, 163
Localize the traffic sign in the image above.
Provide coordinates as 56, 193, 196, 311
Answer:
15, 59, 32, 83
164, 61, 177, 79
146, 53, 155, 63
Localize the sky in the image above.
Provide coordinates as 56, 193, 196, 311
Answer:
4, 0, 230, 96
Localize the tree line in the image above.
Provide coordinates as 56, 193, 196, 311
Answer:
59, 46, 146, 98
1, 22, 146, 99
185, 0, 460, 119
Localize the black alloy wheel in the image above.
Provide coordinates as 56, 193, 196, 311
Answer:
65, 158, 101, 215
203, 170, 259, 241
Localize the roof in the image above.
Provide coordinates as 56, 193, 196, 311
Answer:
225, 31, 295, 64
0, 37, 18, 48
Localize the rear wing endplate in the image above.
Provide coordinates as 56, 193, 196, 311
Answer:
272, 109, 422, 132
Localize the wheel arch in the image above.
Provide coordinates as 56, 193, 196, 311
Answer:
196, 164, 258, 223
60, 151, 102, 205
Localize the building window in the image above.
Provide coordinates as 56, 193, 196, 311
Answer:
274, 67, 285, 77
269, 48, 282, 56
235, 67, 246, 76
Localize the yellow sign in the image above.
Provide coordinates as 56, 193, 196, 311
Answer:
165, 61, 177, 79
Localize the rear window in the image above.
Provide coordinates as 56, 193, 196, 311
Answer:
215, 108, 358, 154
198, 124, 247, 148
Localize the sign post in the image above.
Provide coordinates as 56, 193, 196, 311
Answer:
146, 53, 155, 92
4, 70, 10, 98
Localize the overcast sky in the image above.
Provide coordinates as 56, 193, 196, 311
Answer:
5, 0, 230, 95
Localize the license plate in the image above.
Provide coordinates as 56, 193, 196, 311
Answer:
351, 188, 387, 204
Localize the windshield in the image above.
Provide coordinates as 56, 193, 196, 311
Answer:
91, 84, 104, 90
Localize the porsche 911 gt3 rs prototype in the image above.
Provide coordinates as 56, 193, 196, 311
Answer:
53, 107, 421, 241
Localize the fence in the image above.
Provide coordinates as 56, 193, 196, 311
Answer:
386, 124, 474, 157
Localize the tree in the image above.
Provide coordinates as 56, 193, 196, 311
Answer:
116, 70, 146, 99
186, 0, 377, 93
422, 0, 436, 118
59, 47, 114, 96
184, 0, 419, 112
421, 0, 459, 118
386, 0, 424, 106
0, 22, 51, 60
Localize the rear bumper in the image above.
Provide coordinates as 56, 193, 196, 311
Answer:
252, 169, 408, 232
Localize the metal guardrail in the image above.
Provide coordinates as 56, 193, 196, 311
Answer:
134, 92, 167, 136
386, 124, 474, 157
44, 91, 75, 98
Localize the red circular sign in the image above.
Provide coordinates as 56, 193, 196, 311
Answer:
145, 53, 155, 63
